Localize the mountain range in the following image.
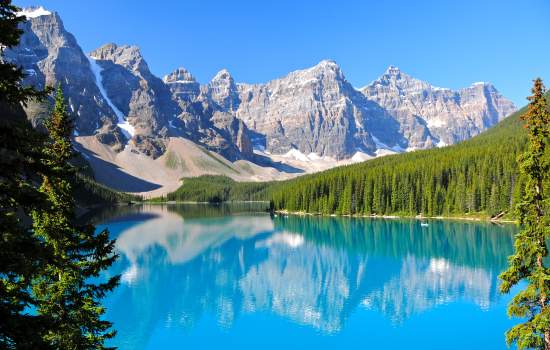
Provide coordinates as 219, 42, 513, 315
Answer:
7, 7, 517, 195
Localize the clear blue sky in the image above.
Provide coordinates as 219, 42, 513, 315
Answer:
14, 0, 550, 106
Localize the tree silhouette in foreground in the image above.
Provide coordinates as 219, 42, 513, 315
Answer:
499, 78, 550, 349
0, 0, 50, 347
32, 86, 120, 349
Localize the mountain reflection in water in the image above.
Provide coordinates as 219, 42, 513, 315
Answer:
94, 204, 516, 349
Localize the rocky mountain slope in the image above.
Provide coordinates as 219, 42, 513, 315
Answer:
234, 60, 405, 159
7, 7, 517, 195
360, 66, 517, 149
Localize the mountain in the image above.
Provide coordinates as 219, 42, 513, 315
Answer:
234, 60, 405, 159
204, 61, 514, 159
360, 66, 517, 149
5, 7, 126, 146
8, 7, 517, 195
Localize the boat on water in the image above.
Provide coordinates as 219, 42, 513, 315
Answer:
420, 222, 429, 227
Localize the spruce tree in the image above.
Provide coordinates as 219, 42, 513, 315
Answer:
499, 78, 550, 350
0, 1, 51, 347
32, 86, 120, 349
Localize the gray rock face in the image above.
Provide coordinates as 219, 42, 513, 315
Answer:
361, 66, 517, 148
89, 43, 178, 157
210, 111, 253, 157
205, 69, 241, 111
163, 67, 200, 103
165, 68, 254, 161
233, 60, 405, 159
5, 9, 124, 147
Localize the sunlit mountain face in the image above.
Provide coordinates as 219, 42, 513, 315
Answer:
94, 205, 516, 349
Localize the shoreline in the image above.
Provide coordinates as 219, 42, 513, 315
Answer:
144, 200, 270, 205
273, 209, 517, 224
105, 200, 517, 224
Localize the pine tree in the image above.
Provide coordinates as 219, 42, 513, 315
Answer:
0, 1, 51, 347
32, 87, 120, 349
499, 78, 550, 350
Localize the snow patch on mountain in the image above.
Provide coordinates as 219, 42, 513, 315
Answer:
168, 119, 180, 130
87, 56, 135, 139
165, 80, 196, 84
427, 118, 446, 128
430, 85, 451, 92
372, 135, 406, 153
351, 152, 373, 162
282, 148, 342, 163
17, 6, 51, 18
307, 153, 322, 161
283, 148, 310, 162
375, 149, 399, 157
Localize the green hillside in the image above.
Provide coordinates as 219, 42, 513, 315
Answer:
159, 175, 272, 203
73, 154, 142, 206
165, 93, 549, 219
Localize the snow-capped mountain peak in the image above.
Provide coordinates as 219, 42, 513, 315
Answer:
384, 65, 401, 75
212, 68, 233, 82
306, 59, 343, 76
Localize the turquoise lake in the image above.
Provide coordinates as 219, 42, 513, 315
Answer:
93, 204, 520, 349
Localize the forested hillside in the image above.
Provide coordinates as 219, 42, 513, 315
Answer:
74, 174, 141, 206
166, 94, 548, 219
267, 97, 546, 218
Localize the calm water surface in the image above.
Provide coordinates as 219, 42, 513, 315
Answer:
93, 204, 519, 350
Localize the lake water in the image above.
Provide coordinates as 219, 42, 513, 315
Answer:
93, 204, 519, 350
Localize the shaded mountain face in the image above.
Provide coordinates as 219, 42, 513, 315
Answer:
164, 68, 254, 161
361, 66, 517, 148
9, 8, 516, 166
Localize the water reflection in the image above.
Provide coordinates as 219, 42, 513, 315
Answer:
96, 205, 516, 349
362, 256, 495, 323
113, 208, 273, 284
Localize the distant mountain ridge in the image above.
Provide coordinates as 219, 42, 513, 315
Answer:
361, 65, 516, 149
6, 6, 517, 194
